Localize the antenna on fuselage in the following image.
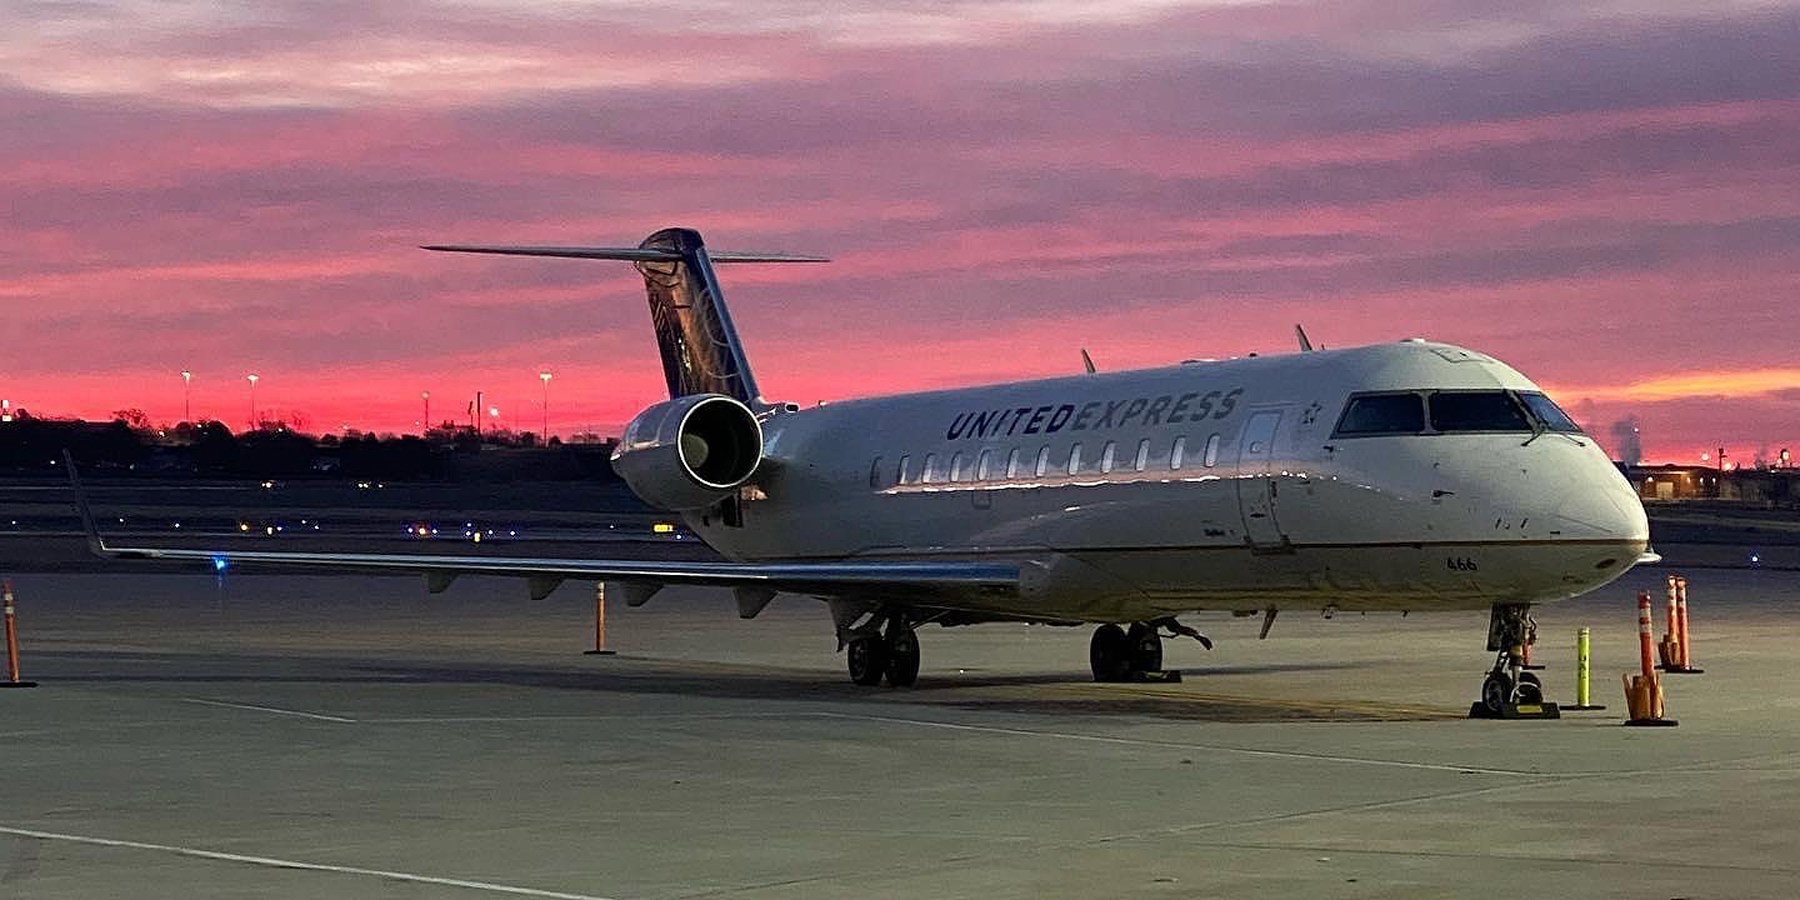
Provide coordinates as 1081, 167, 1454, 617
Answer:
1294, 324, 1315, 352
1080, 348, 1097, 374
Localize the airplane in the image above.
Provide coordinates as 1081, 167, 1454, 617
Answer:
75, 226, 1653, 716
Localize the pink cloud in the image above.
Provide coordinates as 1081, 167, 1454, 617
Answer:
1, 1, 1796, 457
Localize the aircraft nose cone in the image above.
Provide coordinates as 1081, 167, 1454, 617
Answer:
1555, 484, 1649, 543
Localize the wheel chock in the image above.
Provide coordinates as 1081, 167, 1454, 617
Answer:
1128, 669, 1182, 683
1467, 701, 1562, 720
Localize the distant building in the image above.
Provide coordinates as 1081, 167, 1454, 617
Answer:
1628, 465, 1719, 501
1626, 464, 1799, 506
1719, 468, 1799, 505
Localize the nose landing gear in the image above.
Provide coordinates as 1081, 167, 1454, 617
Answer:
1470, 604, 1559, 719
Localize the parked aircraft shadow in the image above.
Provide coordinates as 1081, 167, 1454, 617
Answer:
33, 649, 1439, 722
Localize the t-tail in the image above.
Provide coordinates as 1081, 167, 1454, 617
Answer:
424, 227, 826, 409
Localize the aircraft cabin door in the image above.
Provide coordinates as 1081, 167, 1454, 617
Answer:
1236, 409, 1289, 551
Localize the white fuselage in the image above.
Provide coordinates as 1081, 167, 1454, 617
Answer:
682, 340, 1648, 623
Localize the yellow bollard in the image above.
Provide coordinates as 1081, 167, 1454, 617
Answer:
1567, 627, 1605, 710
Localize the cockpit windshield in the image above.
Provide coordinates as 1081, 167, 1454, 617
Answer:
1428, 391, 1531, 433
1332, 389, 1586, 437
1516, 392, 1584, 433
1335, 393, 1425, 435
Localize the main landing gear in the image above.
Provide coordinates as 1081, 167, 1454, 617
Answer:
1470, 603, 1558, 719
1090, 620, 1210, 683
845, 617, 920, 688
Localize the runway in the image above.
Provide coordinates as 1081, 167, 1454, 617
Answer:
2, 568, 1798, 898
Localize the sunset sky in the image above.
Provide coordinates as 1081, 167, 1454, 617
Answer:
3, 1, 1796, 464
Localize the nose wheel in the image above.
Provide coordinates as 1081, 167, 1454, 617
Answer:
1471, 604, 1558, 719
1481, 668, 1543, 712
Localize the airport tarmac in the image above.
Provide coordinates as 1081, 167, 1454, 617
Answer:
2, 567, 1798, 899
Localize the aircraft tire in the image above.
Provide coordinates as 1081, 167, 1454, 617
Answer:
1126, 623, 1163, 673
1480, 671, 1513, 714
1517, 671, 1543, 705
848, 636, 888, 686
885, 628, 920, 687
1090, 624, 1131, 682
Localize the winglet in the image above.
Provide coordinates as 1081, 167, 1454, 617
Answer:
63, 449, 111, 556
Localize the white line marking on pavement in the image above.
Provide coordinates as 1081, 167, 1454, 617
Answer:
0, 826, 618, 900
179, 698, 356, 723
361, 713, 761, 724
816, 711, 1538, 776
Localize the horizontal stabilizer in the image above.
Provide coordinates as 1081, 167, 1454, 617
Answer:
422, 245, 829, 263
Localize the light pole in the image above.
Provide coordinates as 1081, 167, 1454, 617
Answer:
539, 371, 551, 440
181, 370, 192, 423
422, 391, 430, 433
246, 374, 259, 429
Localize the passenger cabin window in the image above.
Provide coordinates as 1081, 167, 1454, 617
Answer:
949, 452, 967, 482
1005, 448, 1022, 479
1203, 433, 1221, 467
1034, 446, 1050, 478
896, 455, 912, 485
1170, 436, 1186, 469
869, 457, 884, 489
1067, 443, 1083, 476
1100, 441, 1117, 473
1134, 439, 1151, 471
1517, 392, 1584, 433
921, 453, 940, 483
976, 449, 994, 481
1429, 391, 1530, 433
1335, 393, 1426, 436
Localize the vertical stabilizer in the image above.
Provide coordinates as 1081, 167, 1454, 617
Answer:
423, 229, 826, 408
634, 228, 761, 405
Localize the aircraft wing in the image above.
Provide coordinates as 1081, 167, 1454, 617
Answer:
66, 455, 1016, 603
85, 540, 1018, 595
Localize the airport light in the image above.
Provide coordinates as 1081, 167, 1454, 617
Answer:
539, 371, 552, 439
1, 399, 10, 423
245, 373, 259, 429
181, 370, 192, 423
422, 391, 430, 432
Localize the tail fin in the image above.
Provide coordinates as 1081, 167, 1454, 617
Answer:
424, 227, 826, 407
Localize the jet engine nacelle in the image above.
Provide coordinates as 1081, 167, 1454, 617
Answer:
611, 394, 764, 511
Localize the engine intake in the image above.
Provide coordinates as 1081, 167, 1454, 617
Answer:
611, 394, 763, 511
